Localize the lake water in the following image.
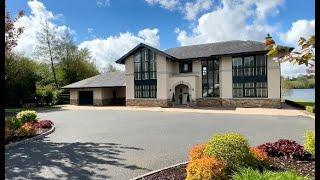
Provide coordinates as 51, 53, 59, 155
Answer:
282, 89, 315, 102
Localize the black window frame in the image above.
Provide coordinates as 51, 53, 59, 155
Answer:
202, 58, 220, 98
134, 48, 157, 98
232, 54, 268, 98
179, 61, 192, 73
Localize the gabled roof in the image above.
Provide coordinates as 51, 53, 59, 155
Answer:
164, 40, 292, 59
115, 43, 177, 64
115, 40, 293, 63
62, 72, 125, 89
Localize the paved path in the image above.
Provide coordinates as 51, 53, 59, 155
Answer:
61, 104, 313, 118
5, 109, 314, 180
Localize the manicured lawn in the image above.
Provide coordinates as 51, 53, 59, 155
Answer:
285, 100, 315, 113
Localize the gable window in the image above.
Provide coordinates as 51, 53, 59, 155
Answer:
202, 58, 220, 97
179, 61, 192, 73
232, 55, 267, 98
134, 48, 157, 98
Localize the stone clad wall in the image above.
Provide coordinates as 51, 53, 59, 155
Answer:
126, 98, 280, 108
126, 99, 172, 107
195, 98, 280, 108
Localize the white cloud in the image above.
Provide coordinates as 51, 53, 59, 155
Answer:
176, 0, 282, 46
87, 28, 94, 34
279, 19, 315, 47
96, 0, 110, 7
281, 61, 307, 78
278, 19, 315, 77
13, 0, 73, 59
145, 0, 180, 10
78, 28, 160, 70
184, 0, 213, 21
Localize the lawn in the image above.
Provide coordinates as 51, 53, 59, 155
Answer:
285, 100, 315, 113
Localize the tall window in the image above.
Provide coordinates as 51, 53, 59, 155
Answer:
202, 58, 220, 97
232, 55, 267, 98
134, 48, 157, 98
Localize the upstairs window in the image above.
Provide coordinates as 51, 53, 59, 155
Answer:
179, 61, 192, 73
134, 48, 157, 98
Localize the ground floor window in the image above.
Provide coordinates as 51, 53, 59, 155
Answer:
134, 84, 157, 98
232, 82, 268, 98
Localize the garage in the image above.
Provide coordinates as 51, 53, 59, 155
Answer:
78, 91, 93, 105
62, 72, 126, 106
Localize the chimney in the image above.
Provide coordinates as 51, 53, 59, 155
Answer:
264, 33, 275, 47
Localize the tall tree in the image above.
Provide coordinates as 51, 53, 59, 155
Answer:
55, 32, 99, 85
5, 9, 24, 55
36, 20, 59, 88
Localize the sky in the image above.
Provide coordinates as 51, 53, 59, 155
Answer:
7, 0, 315, 77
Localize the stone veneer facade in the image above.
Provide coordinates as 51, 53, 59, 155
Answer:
126, 99, 172, 107
127, 98, 280, 108
195, 98, 281, 108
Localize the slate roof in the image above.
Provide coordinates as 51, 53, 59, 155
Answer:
164, 40, 271, 59
62, 72, 125, 89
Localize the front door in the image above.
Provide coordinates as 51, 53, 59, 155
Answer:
175, 84, 189, 105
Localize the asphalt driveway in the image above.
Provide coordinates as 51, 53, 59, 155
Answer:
5, 109, 314, 180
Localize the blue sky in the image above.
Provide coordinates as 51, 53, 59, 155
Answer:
7, 0, 315, 76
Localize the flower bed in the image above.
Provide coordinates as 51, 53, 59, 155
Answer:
5, 110, 54, 145
135, 132, 315, 180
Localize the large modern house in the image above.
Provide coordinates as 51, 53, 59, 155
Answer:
63, 39, 292, 108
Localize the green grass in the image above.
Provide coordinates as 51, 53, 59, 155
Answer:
232, 168, 309, 180
293, 101, 314, 107
287, 100, 315, 114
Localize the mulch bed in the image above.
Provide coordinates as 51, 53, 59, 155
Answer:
5, 128, 51, 145
268, 156, 315, 178
137, 157, 315, 180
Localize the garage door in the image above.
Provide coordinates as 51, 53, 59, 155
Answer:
78, 91, 93, 105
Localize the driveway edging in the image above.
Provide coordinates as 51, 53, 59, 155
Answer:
5, 125, 55, 149
130, 161, 188, 180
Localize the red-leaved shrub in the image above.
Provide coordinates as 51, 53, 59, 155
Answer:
257, 139, 309, 160
39, 120, 53, 128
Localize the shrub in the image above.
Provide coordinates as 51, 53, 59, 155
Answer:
248, 147, 270, 169
188, 143, 208, 161
306, 106, 314, 113
5, 127, 14, 141
16, 123, 37, 137
257, 139, 308, 160
232, 168, 308, 180
16, 110, 37, 122
5, 117, 23, 130
304, 131, 315, 156
204, 133, 251, 170
250, 147, 268, 162
36, 85, 62, 106
186, 157, 227, 180
39, 120, 53, 128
